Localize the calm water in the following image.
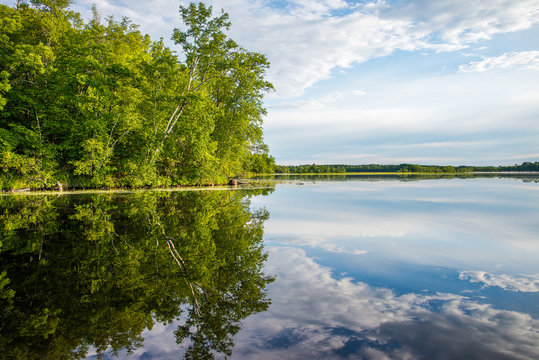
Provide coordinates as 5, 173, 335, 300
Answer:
1, 175, 538, 359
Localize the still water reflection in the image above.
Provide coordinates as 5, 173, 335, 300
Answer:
0, 189, 274, 359
238, 175, 539, 360
1, 176, 539, 359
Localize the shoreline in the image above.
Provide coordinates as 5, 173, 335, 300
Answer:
268, 171, 539, 176
0, 184, 278, 196
3, 172, 538, 195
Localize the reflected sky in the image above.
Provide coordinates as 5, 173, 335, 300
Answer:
88, 177, 539, 359
232, 246, 539, 360
251, 177, 539, 274
237, 177, 539, 359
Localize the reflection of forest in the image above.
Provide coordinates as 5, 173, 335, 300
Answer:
0, 188, 274, 359
249, 173, 539, 183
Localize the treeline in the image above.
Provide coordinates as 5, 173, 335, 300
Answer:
275, 162, 539, 174
275, 164, 347, 173
0, 1, 275, 190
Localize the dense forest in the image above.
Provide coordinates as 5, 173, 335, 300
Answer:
275, 162, 539, 174
0, 1, 275, 190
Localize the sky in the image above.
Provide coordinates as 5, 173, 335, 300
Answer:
4, 0, 539, 166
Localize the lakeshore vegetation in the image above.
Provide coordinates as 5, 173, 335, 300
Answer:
274, 162, 539, 174
0, 1, 276, 191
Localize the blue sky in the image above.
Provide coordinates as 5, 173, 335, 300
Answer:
4, 0, 539, 165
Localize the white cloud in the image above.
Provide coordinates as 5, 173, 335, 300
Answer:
459, 271, 539, 292
237, 0, 539, 96
380, 0, 539, 48
352, 90, 367, 96
502, 153, 539, 160
47, 0, 539, 97
240, 11, 428, 96
264, 218, 411, 238
459, 51, 539, 72
281, 0, 351, 18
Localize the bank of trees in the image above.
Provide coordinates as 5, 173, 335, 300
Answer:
274, 164, 346, 174
0, 1, 274, 190
275, 162, 539, 174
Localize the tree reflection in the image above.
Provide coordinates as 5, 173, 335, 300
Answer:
0, 188, 274, 359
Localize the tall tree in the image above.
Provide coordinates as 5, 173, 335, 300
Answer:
0, 1, 274, 190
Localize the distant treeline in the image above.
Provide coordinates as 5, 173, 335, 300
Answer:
275, 162, 539, 174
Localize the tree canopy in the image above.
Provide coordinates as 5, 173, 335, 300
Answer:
0, 1, 274, 190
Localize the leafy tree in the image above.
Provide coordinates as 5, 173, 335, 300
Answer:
0, 1, 274, 190
247, 152, 276, 174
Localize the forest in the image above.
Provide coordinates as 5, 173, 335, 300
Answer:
0, 1, 276, 191
274, 162, 539, 174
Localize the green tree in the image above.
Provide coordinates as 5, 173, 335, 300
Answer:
0, 1, 274, 190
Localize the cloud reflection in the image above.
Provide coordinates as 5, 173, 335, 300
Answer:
232, 247, 539, 359
459, 271, 539, 293
266, 234, 368, 255
258, 180, 539, 273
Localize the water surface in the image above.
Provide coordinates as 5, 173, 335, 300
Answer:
239, 175, 539, 359
1, 175, 538, 359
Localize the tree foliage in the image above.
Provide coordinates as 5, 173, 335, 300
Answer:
0, 1, 274, 190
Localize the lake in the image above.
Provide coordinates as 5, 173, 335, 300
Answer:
1, 175, 538, 359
